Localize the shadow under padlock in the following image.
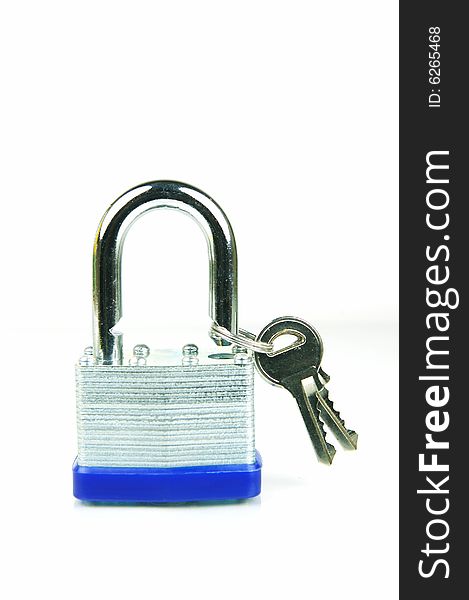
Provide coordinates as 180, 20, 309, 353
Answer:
73, 180, 262, 503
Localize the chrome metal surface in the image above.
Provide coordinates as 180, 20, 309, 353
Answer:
255, 316, 358, 465
93, 181, 238, 365
210, 323, 274, 354
76, 352, 255, 468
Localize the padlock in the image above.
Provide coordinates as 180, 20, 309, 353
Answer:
73, 180, 261, 503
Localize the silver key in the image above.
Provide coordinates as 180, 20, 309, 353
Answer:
254, 316, 358, 465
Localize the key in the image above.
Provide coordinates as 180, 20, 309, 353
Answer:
254, 316, 358, 464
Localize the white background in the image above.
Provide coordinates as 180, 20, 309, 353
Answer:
1, 1, 398, 598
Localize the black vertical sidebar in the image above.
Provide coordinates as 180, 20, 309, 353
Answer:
400, 3, 466, 597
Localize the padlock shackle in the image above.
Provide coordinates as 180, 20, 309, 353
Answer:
92, 181, 238, 365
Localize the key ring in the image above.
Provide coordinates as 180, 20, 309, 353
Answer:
209, 322, 274, 354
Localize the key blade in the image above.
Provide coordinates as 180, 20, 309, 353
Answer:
316, 387, 358, 450
285, 377, 336, 465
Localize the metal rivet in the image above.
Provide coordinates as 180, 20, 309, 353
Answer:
232, 345, 248, 354
182, 344, 199, 356
234, 353, 252, 365
182, 356, 199, 366
79, 354, 95, 366
133, 344, 150, 358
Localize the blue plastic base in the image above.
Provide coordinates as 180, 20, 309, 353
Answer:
73, 452, 262, 503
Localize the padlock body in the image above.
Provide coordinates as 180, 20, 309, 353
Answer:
73, 351, 261, 502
